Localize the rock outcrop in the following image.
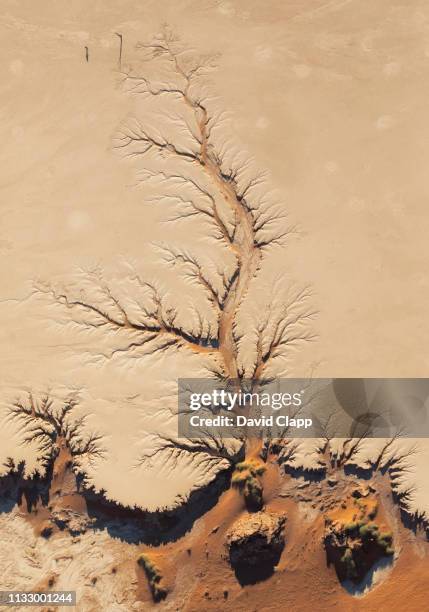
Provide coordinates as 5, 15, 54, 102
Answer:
225, 511, 286, 584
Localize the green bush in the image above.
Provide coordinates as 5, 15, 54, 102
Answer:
231, 459, 266, 510
368, 504, 378, 520
359, 522, 378, 540
356, 523, 394, 556
234, 459, 266, 477
244, 475, 263, 510
341, 548, 357, 578
138, 554, 161, 581
253, 464, 267, 476
137, 554, 167, 602
152, 584, 168, 601
376, 531, 394, 555
379, 531, 393, 544
231, 471, 248, 487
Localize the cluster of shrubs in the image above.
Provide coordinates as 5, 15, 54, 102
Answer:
343, 520, 394, 555
338, 520, 394, 580
231, 459, 266, 511
354, 497, 378, 520
137, 554, 168, 602
340, 547, 357, 578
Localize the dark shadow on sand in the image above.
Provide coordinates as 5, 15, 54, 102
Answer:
80, 467, 233, 545
230, 560, 277, 586
0, 461, 234, 546
341, 555, 394, 596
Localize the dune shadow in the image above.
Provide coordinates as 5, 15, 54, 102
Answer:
0, 463, 51, 515
228, 538, 285, 586
283, 466, 326, 482
0, 462, 233, 546
343, 464, 374, 480
341, 555, 394, 596
389, 488, 428, 538
230, 560, 277, 586
0, 495, 16, 514
82, 466, 233, 545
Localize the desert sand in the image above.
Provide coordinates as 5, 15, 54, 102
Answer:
1, 1, 429, 610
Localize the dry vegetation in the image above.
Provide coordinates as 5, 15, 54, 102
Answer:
231, 458, 266, 510
137, 553, 168, 602
325, 491, 395, 584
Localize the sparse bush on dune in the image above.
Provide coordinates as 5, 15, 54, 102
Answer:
344, 522, 358, 534
137, 553, 160, 580
232, 459, 266, 510
379, 531, 393, 544
231, 471, 247, 486
137, 554, 168, 602
340, 548, 357, 579
368, 506, 378, 520
358, 521, 393, 552
376, 531, 394, 554
235, 459, 267, 476
324, 499, 395, 584
243, 475, 263, 511
358, 522, 375, 539
347, 516, 394, 554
